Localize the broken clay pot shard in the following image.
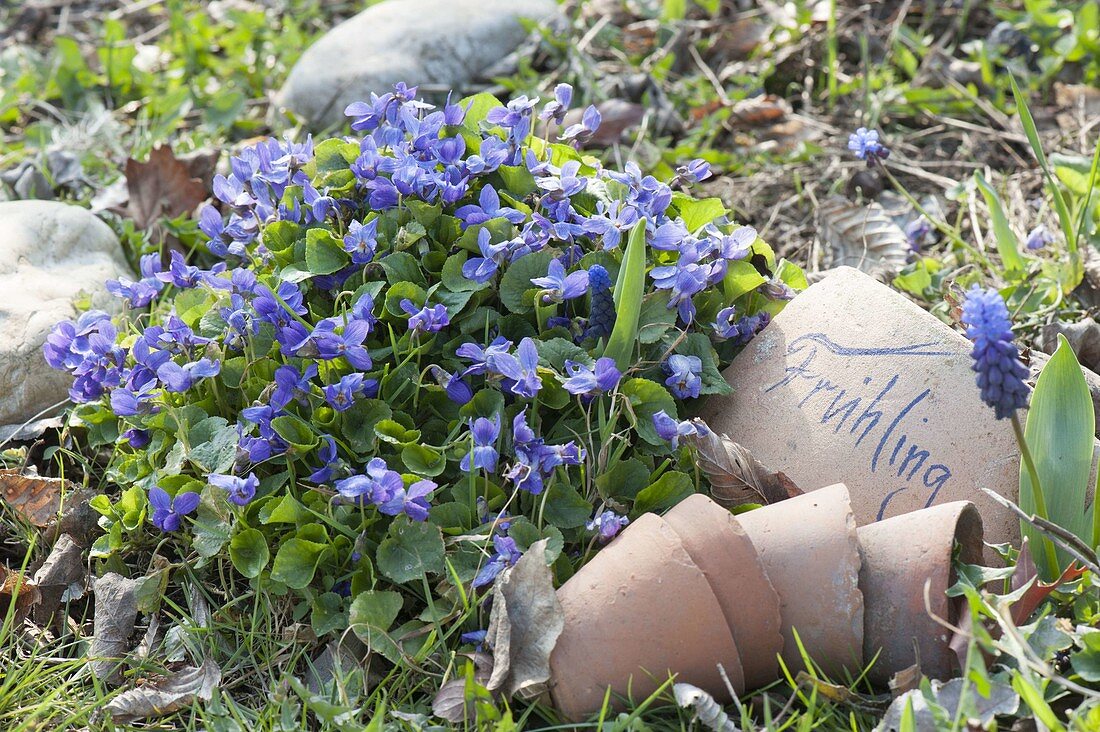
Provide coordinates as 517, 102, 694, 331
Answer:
548, 513, 744, 722
698, 265, 1019, 546
735, 483, 865, 680
663, 493, 783, 689
858, 501, 983, 685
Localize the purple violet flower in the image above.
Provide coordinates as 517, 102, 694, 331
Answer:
461, 229, 510, 284
323, 372, 374, 412
455, 184, 526, 228
540, 83, 573, 124
531, 258, 589, 303
561, 357, 621, 399
560, 105, 602, 148
652, 410, 709, 448
1026, 224, 1054, 251
148, 487, 200, 532
401, 300, 450, 335
344, 219, 379, 264
587, 510, 629, 542
461, 416, 501, 473
664, 354, 703, 399
472, 535, 523, 589
208, 472, 259, 506
378, 479, 436, 522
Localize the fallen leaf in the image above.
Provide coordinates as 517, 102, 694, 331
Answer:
929, 677, 1018, 725
307, 635, 373, 695
1039, 318, 1100, 373
1010, 561, 1087, 626
90, 572, 141, 685
125, 145, 208, 231
817, 195, 910, 281
876, 689, 936, 732
708, 17, 772, 62
887, 664, 922, 697
31, 533, 85, 624
684, 429, 801, 508
104, 657, 221, 722
0, 564, 41, 624
673, 683, 738, 732
485, 539, 563, 698
432, 678, 473, 723
0, 468, 75, 528
726, 95, 790, 129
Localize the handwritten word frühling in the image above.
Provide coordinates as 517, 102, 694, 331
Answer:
763, 333, 955, 520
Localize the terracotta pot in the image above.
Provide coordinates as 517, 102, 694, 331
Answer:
664, 493, 783, 689
858, 501, 983, 685
549, 513, 744, 721
736, 483, 864, 679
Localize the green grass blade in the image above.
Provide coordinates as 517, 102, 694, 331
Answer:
603, 219, 648, 371
973, 171, 1023, 273
1022, 334, 1095, 578
1010, 74, 1076, 254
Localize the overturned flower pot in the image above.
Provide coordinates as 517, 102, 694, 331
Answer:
858, 500, 984, 684
548, 513, 744, 721
736, 483, 865, 680
663, 493, 783, 690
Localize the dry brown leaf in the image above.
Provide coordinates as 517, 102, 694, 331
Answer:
0, 468, 97, 544
485, 539, 563, 699
104, 657, 221, 722
0, 564, 41, 624
31, 533, 85, 624
727, 95, 790, 129
125, 145, 208, 231
1039, 317, 1100, 373
817, 195, 910, 281
684, 429, 801, 507
90, 572, 141, 685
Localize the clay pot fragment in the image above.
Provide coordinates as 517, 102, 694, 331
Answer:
858, 501, 983, 685
664, 494, 783, 689
736, 483, 865, 679
548, 514, 743, 721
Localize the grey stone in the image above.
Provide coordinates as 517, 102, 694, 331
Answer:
0, 200, 132, 428
277, 0, 557, 129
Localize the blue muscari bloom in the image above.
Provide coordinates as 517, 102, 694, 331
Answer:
272, 363, 317, 410
587, 510, 629, 542
461, 416, 501, 473
343, 219, 379, 264
106, 253, 165, 307
472, 535, 523, 589
462, 229, 509, 283
455, 184, 526, 228
961, 286, 1030, 420
562, 357, 621, 398
1026, 224, 1054, 251
664, 354, 703, 399
848, 127, 890, 164
148, 487, 200, 532
652, 411, 709, 448
586, 264, 616, 340
559, 104, 602, 148
335, 457, 404, 505
323, 372, 375, 412
309, 436, 342, 483
531, 259, 589, 303
401, 299, 450, 334
209, 472, 259, 506
540, 83, 573, 124
378, 478, 436, 522
712, 307, 770, 345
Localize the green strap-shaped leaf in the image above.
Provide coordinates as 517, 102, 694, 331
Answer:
973, 172, 1023, 274
1022, 334, 1095, 579
604, 219, 648, 370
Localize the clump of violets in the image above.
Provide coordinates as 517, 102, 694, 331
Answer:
42, 83, 795, 660
961, 285, 1029, 420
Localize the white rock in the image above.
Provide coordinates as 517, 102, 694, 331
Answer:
0, 201, 132, 429
277, 0, 557, 129
699, 266, 1022, 544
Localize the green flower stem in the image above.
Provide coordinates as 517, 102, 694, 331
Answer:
1011, 413, 1060, 579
